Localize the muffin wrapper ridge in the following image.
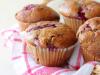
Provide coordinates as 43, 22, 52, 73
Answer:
64, 16, 85, 33
27, 42, 77, 67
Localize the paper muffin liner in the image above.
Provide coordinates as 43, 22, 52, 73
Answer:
42, 0, 53, 5
27, 42, 77, 67
63, 16, 85, 33
19, 22, 32, 31
82, 48, 100, 63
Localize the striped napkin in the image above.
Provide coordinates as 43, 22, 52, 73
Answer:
0, 25, 98, 75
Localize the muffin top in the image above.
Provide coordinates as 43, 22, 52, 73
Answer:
59, 0, 100, 20
15, 4, 60, 23
92, 65, 100, 75
25, 21, 77, 49
77, 17, 100, 58
77, 17, 100, 42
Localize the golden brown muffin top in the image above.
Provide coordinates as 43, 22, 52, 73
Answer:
25, 21, 77, 49
15, 4, 59, 23
92, 64, 100, 75
77, 17, 100, 58
77, 17, 100, 42
59, 0, 100, 20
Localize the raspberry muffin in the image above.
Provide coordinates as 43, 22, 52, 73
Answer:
77, 17, 100, 62
92, 64, 100, 75
59, 0, 100, 33
15, 4, 60, 31
25, 21, 77, 66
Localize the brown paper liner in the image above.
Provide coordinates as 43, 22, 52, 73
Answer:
82, 48, 100, 63
19, 22, 32, 31
64, 17, 85, 33
27, 42, 75, 67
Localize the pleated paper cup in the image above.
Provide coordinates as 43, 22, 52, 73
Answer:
64, 16, 85, 33
27, 42, 77, 67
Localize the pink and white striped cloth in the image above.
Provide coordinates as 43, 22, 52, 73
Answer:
0, 25, 99, 75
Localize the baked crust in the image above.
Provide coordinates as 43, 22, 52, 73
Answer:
16, 4, 60, 23
25, 21, 77, 48
60, 0, 100, 20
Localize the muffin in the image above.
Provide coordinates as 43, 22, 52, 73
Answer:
59, 0, 100, 33
25, 21, 77, 67
92, 64, 100, 75
77, 17, 100, 62
15, 4, 60, 31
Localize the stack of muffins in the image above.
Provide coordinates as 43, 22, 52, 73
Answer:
15, 0, 100, 67
59, 0, 100, 63
16, 3, 77, 66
